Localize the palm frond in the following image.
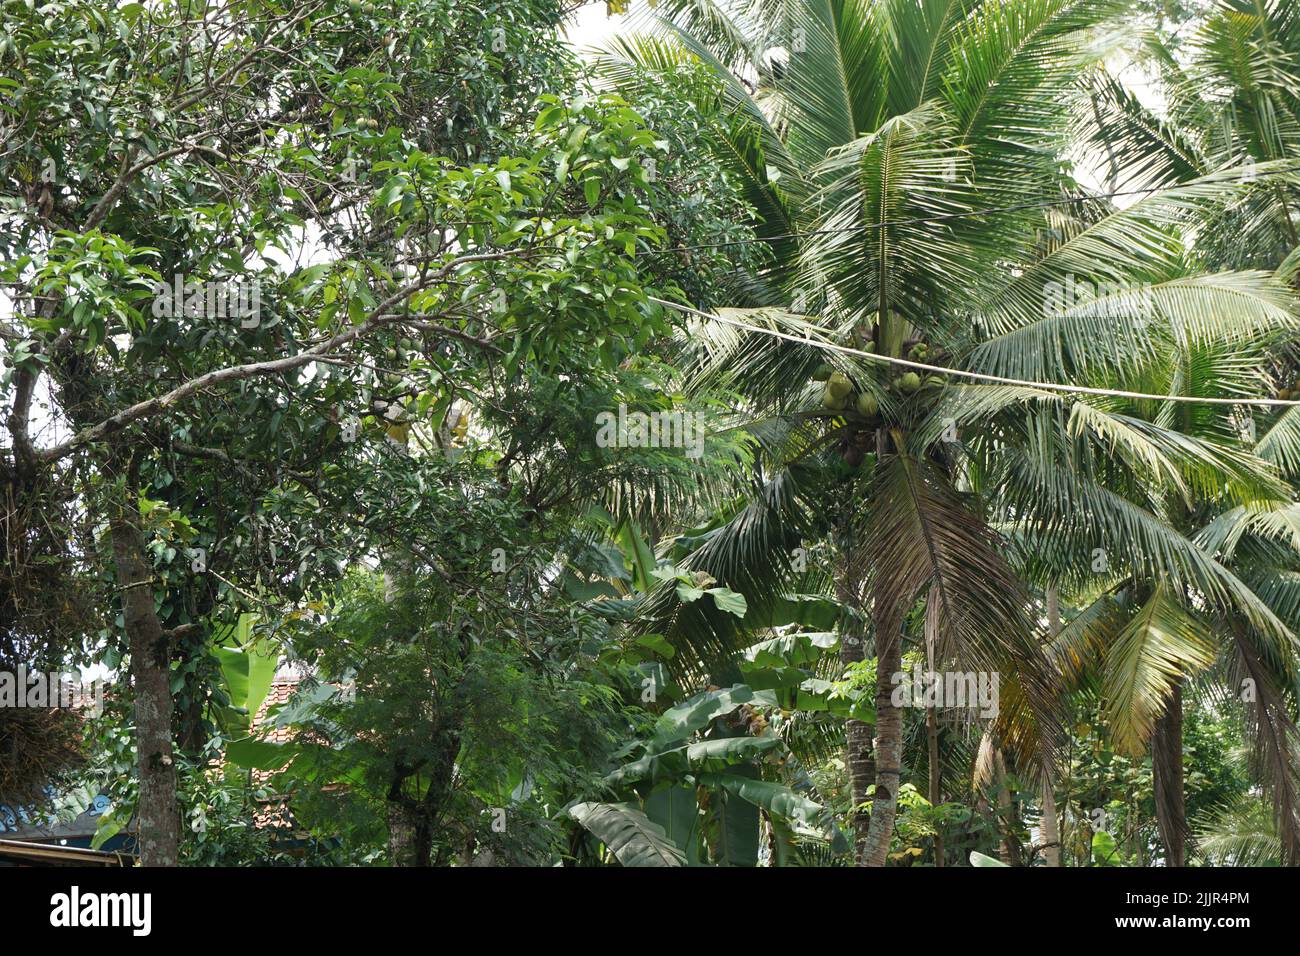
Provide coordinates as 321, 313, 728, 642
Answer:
801, 102, 979, 330
942, 0, 1124, 200
997, 446, 1295, 645
1194, 795, 1282, 866
1257, 406, 1300, 477
1230, 623, 1300, 864
865, 447, 1060, 764
970, 269, 1298, 382
1076, 67, 1206, 191
1046, 588, 1129, 688
635, 463, 828, 678
1102, 585, 1216, 755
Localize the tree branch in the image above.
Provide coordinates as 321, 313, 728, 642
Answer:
35, 249, 525, 463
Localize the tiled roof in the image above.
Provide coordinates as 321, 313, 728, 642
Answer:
253, 677, 300, 746
247, 674, 302, 829
247, 671, 351, 834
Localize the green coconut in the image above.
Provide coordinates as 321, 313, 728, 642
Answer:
821, 387, 849, 411
826, 371, 854, 399
897, 372, 922, 394
811, 362, 834, 382
855, 393, 879, 417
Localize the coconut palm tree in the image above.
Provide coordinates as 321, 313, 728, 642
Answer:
1080, 0, 1300, 266
597, 0, 1300, 864
959, 325, 1300, 864
977, 0, 1300, 862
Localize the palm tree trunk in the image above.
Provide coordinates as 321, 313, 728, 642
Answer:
835, 526, 874, 864
924, 589, 942, 866
1040, 778, 1061, 867
843, 674, 876, 862
993, 746, 1023, 866
927, 706, 943, 866
861, 622, 902, 867
1153, 678, 1187, 866
1041, 583, 1062, 866
838, 616, 875, 862
859, 301, 907, 868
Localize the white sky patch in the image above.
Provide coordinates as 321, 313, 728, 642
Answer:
563, 2, 624, 52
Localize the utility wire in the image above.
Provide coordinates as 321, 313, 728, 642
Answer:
648, 296, 1300, 407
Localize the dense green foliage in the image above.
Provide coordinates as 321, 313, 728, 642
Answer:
2, 0, 1299, 867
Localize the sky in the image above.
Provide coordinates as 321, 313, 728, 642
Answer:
563, 2, 623, 50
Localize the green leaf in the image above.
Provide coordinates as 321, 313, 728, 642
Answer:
699, 773, 834, 837
635, 633, 675, 659
644, 787, 701, 865
706, 587, 748, 618
675, 582, 706, 603
607, 736, 783, 787
616, 519, 656, 593
745, 631, 838, 667
1092, 831, 1123, 866
225, 739, 297, 771
375, 175, 406, 209
568, 802, 685, 866
1103, 585, 1216, 756
90, 807, 126, 850
212, 616, 278, 732
650, 684, 775, 750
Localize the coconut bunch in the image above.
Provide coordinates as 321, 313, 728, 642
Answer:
809, 366, 877, 468
812, 360, 941, 418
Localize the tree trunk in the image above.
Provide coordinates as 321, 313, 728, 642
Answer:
845, 714, 876, 864
924, 589, 942, 866
1040, 778, 1061, 867
837, 596, 874, 863
1041, 583, 1062, 866
993, 746, 1022, 866
386, 802, 429, 866
833, 524, 874, 864
927, 706, 943, 866
386, 720, 463, 866
861, 620, 902, 867
1153, 678, 1187, 866
108, 465, 179, 866
860, 305, 907, 868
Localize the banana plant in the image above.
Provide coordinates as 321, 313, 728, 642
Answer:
568, 682, 849, 865
564, 517, 854, 865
